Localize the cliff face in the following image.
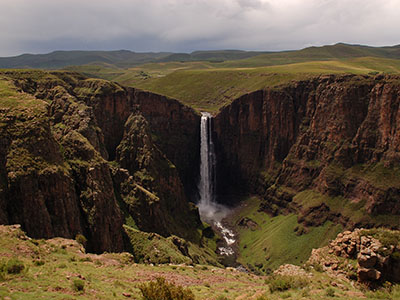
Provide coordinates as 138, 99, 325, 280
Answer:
0, 70, 201, 252
133, 91, 200, 197
214, 75, 400, 227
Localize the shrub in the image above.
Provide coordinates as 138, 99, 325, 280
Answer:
33, 259, 45, 266
75, 234, 87, 247
361, 229, 400, 248
267, 275, 309, 293
5, 258, 24, 274
73, 279, 85, 292
312, 263, 324, 273
391, 251, 400, 262
58, 263, 67, 269
365, 289, 392, 299
280, 292, 292, 299
325, 287, 335, 297
139, 277, 195, 300
79, 257, 93, 262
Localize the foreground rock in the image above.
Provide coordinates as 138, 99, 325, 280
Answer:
309, 228, 400, 286
274, 264, 312, 278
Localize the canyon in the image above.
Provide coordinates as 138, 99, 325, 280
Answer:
1, 70, 400, 271
214, 74, 400, 229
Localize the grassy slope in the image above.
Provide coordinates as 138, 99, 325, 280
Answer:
131, 57, 400, 112
231, 197, 342, 272
0, 75, 47, 112
67, 56, 400, 112
2, 225, 398, 300
292, 161, 400, 228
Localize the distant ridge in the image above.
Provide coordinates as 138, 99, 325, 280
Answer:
0, 50, 172, 69
0, 43, 400, 69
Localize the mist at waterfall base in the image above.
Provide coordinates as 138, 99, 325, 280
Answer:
197, 112, 235, 256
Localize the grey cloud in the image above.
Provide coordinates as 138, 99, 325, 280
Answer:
0, 0, 399, 56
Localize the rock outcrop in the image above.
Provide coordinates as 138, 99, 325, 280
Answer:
308, 229, 400, 285
214, 74, 400, 227
0, 70, 201, 252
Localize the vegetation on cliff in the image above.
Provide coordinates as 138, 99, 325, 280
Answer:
2, 65, 400, 293
0, 70, 209, 260
214, 74, 400, 233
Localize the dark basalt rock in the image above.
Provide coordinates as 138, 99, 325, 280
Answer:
213, 74, 400, 226
0, 70, 201, 252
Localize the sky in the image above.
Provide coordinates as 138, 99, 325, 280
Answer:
0, 0, 399, 57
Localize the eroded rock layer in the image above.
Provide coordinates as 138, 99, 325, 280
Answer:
0, 70, 201, 252
214, 74, 400, 227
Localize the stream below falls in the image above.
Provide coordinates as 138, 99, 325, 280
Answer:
197, 112, 237, 264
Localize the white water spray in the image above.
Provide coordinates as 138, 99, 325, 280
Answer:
198, 112, 217, 219
197, 112, 235, 256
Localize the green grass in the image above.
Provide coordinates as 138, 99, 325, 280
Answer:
293, 188, 400, 228
346, 162, 400, 190
1, 224, 398, 299
0, 77, 47, 112
232, 197, 342, 272
0, 226, 268, 300
65, 56, 400, 113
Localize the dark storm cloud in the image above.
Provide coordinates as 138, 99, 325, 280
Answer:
0, 0, 399, 56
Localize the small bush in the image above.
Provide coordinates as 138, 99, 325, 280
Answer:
139, 277, 195, 300
301, 288, 310, 297
31, 240, 40, 246
79, 257, 93, 262
267, 275, 309, 293
325, 287, 335, 297
366, 289, 392, 299
75, 234, 87, 247
5, 258, 24, 274
268, 277, 291, 292
94, 260, 102, 266
33, 259, 45, 266
391, 251, 400, 262
216, 296, 229, 300
313, 263, 324, 273
58, 263, 67, 269
280, 292, 292, 299
361, 229, 400, 248
73, 279, 85, 292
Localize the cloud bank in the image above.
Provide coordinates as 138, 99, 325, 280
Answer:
0, 0, 399, 56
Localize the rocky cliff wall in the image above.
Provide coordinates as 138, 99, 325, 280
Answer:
0, 70, 202, 252
214, 75, 400, 227
132, 90, 200, 197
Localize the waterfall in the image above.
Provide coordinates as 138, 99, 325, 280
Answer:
198, 112, 216, 218
198, 112, 235, 257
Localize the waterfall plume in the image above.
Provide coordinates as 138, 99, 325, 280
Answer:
198, 112, 227, 222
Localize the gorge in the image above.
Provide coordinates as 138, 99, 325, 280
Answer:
1, 70, 400, 272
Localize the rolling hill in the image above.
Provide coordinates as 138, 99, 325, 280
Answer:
1, 43, 400, 70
